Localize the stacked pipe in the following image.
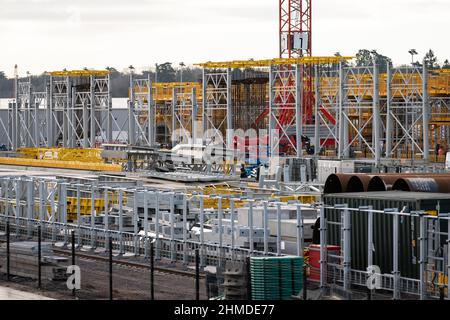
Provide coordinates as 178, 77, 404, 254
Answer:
324, 173, 450, 194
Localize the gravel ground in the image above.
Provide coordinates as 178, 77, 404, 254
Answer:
0, 254, 208, 300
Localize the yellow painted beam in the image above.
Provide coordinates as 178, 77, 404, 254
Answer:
18, 147, 104, 163
0, 157, 122, 172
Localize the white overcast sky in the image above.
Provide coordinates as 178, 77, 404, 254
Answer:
0, 0, 448, 76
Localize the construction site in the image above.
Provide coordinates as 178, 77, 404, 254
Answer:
0, 0, 449, 302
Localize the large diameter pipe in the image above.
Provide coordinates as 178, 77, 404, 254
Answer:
393, 177, 450, 193
324, 174, 368, 194
347, 175, 377, 193
368, 176, 400, 192
325, 173, 450, 194
370, 174, 450, 192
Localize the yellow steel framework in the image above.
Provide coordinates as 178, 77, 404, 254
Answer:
66, 191, 126, 220
47, 70, 110, 77
191, 184, 318, 209
317, 70, 450, 99
132, 82, 202, 103
195, 56, 354, 69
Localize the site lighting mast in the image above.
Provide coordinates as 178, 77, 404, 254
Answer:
179, 62, 185, 83
409, 49, 418, 66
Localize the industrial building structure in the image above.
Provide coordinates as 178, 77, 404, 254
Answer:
0, 0, 449, 301
2, 60, 450, 168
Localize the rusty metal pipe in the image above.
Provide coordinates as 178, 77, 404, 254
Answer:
368, 176, 400, 191
325, 173, 450, 194
370, 174, 450, 192
324, 174, 369, 194
347, 175, 378, 192
393, 177, 450, 193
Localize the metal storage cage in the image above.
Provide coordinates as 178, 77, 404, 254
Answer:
323, 191, 450, 279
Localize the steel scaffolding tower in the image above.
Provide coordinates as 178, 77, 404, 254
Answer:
269, 64, 302, 156
314, 64, 340, 156
14, 76, 35, 148
172, 85, 198, 146
47, 71, 113, 148
385, 64, 429, 161
202, 68, 233, 148
128, 73, 155, 147
339, 62, 381, 163
3, 70, 114, 150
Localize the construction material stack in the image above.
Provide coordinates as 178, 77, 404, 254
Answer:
223, 261, 248, 300
250, 256, 303, 300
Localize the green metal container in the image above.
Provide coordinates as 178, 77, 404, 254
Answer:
324, 191, 450, 279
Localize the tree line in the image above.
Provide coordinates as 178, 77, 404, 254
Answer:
1, 50, 449, 98
0, 62, 202, 98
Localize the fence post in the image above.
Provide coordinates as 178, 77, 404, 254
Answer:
302, 264, 307, 300
150, 240, 155, 300
343, 206, 351, 296
155, 192, 160, 261
183, 195, 188, 265
246, 256, 252, 300
319, 206, 328, 291
447, 213, 450, 300
133, 190, 139, 257
6, 221, 10, 281
276, 203, 282, 256
118, 189, 124, 255
91, 185, 98, 250
393, 213, 400, 300
38, 225, 41, 289
419, 213, 426, 300
263, 202, 269, 255
200, 195, 206, 268
72, 230, 76, 298
195, 249, 200, 301
170, 194, 176, 263
61, 182, 69, 245
296, 204, 304, 258
109, 236, 113, 300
